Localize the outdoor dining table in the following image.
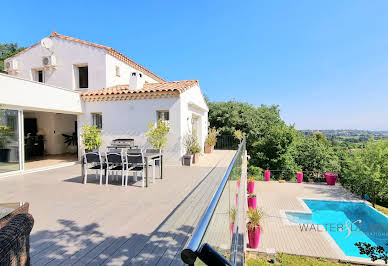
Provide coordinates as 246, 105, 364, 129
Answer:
81, 152, 163, 188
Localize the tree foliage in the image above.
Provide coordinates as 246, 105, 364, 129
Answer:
355, 242, 388, 264
341, 139, 388, 207
81, 125, 102, 150
293, 133, 340, 175
146, 119, 169, 150
0, 43, 25, 72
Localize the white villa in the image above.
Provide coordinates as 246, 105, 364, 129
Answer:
0, 31, 208, 175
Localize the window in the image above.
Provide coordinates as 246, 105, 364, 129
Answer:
92, 113, 102, 129
78, 66, 88, 88
115, 66, 120, 77
157, 111, 169, 122
33, 70, 44, 83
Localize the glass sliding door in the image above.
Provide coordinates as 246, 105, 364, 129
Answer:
0, 109, 20, 173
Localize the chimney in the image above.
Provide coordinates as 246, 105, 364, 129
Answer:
129, 71, 145, 90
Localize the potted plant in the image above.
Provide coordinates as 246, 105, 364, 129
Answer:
81, 125, 102, 152
230, 207, 236, 234
190, 142, 201, 164
146, 119, 169, 152
264, 170, 271, 181
296, 171, 303, 183
183, 130, 201, 165
325, 172, 338, 186
204, 127, 219, 153
247, 193, 257, 209
62, 132, 78, 154
247, 176, 255, 194
247, 208, 263, 249
0, 125, 12, 162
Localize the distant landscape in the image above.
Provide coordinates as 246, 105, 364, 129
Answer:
300, 129, 388, 146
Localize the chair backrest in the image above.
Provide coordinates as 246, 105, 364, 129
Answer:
106, 152, 123, 164
126, 152, 143, 165
145, 149, 160, 154
127, 148, 142, 154
107, 148, 123, 153
85, 152, 101, 164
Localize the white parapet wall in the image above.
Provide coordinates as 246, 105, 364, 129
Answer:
0, 73, 82, 114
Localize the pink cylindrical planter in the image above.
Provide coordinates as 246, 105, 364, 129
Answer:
247, 196, 257, 209
230, 223, 234, 234
248, 225, 261, 249
297, 172, 303, 183
325, 173, 338, 185
237, 180, 240, 190
264, 170, 270, 181
247, 181, 255, 194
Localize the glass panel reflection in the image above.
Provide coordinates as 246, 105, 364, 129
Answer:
0, 109, 20, 173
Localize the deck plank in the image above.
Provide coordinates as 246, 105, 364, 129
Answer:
0, 150, 235, 265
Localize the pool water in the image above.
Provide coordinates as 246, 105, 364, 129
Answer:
285, 200, 388, 258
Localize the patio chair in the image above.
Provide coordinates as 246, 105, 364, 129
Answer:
127, 148, 142, 153
145, 148, 161, 183
125, 152, 145, 188
106, 151, 125, 186
83, 152, 106, 185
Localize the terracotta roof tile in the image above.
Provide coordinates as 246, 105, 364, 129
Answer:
81, 80, 198, 101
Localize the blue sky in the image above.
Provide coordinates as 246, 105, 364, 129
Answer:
2, 0, 388, 130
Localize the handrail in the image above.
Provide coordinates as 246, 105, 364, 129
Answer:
181, 138, 245, 265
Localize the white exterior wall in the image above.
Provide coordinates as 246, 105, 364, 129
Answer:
5, 37, 107, 91
78, 97, 182, 164
0, 74, 82, 114
179, 85, 209, 155
105, 54, 158, 87
5, 36, 160, 92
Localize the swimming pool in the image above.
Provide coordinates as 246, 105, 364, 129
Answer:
285, 200, 388, 258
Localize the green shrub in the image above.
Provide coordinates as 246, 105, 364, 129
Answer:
248, 165, 264, 181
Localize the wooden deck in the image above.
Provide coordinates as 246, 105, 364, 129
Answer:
0, 150, 236, 265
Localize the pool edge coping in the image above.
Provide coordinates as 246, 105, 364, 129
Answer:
279, 197, 388, 265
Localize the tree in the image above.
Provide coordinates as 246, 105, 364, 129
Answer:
252, 124, 298, 178
341, 139, 388, 207
146, 119, 169, 150
208, 101, 285, 163
209, 101, 299, 178
0, 43, 25, 72
293, 133, 340, 177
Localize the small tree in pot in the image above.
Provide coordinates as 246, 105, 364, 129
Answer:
146, 119, 170, 151
81, 125, 102, 152
204, 127, 219, 153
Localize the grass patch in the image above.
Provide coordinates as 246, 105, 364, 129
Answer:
376, 204, 388, 216
247, 253, 356, 266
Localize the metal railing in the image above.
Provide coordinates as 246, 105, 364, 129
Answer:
214, 135, 239, 150
181, 138, 246, 265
